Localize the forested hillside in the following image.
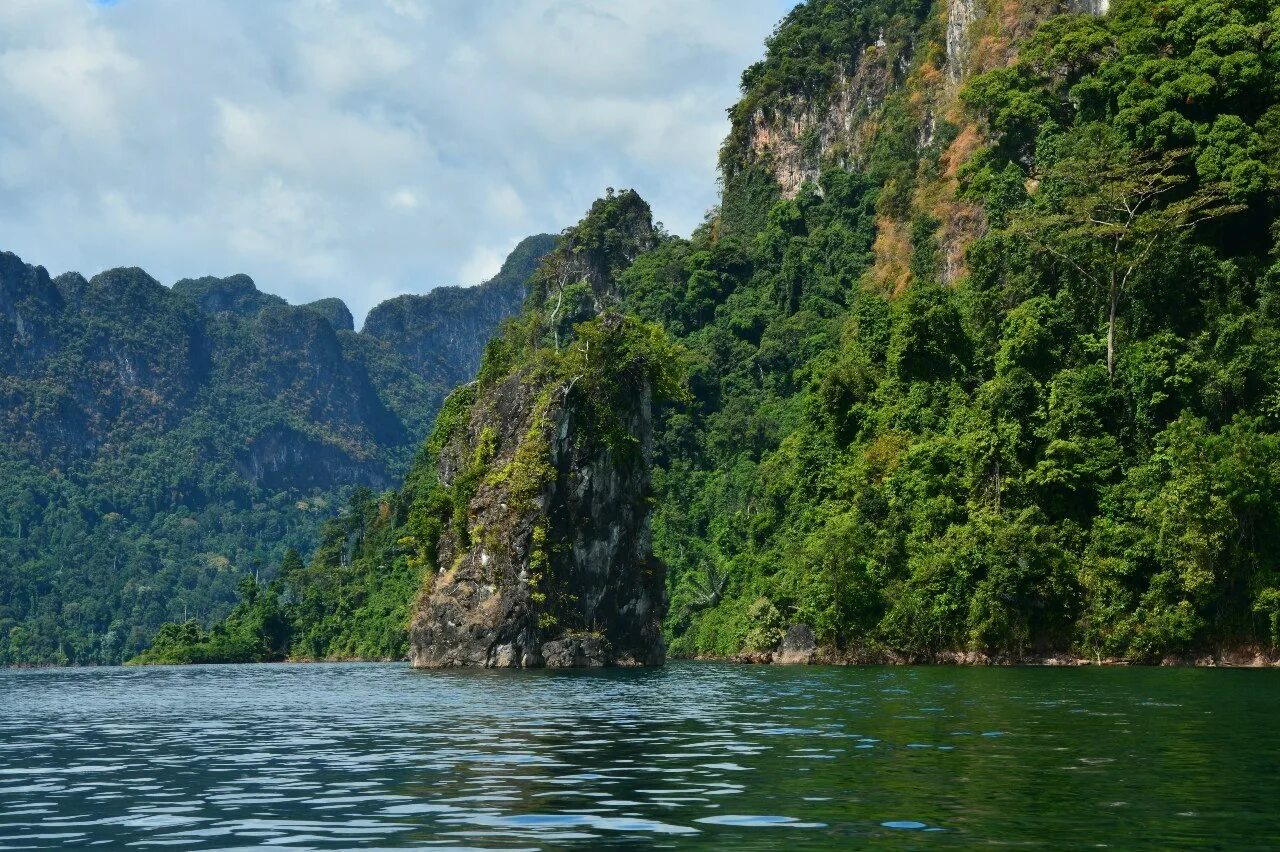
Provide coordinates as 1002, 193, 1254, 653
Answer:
136, 0, 1280, 667
0, 234, 552, 665
645, 0, 1280, 661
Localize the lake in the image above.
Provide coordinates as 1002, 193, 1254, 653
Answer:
1, 662, 1277, 849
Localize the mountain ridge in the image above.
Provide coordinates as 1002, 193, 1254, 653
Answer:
0, 234, 555, 665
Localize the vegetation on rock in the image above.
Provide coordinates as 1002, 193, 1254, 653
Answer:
131, 195, 682, 666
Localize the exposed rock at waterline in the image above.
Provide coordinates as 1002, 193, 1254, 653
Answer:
407, 352, 666, 669
408, 193, 667, 669
775, 624, 818, 665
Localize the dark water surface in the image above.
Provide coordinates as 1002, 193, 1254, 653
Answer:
2, 662, 1277, 850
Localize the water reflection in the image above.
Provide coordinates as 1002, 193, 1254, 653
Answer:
1, 662, 1277, 849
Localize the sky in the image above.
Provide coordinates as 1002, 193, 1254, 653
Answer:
0, 0, 794, 325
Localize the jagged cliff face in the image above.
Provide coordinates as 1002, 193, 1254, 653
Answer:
409, 191, 670, 668
364, 234, 555, 388
740, 58, 895, 202
731, 0, 1107, 207
409, 347, 664, 668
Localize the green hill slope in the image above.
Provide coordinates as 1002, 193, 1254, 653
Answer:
0, 235, 553, 665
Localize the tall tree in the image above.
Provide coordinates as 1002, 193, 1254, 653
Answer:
1010, 129, 1241, 377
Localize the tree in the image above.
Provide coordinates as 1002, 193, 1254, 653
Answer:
1009, 128, 1241, 377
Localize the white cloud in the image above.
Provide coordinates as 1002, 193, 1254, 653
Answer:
0, 0, 794, 325
487, 184, 524, 221
388, 189, 420, 211
458, 245, 507, 287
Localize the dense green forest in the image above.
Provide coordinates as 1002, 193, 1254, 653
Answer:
129, 486, 420, 664
139, 0, 1280, 665
0, 236, 552, 665
647, 0, 1280, 660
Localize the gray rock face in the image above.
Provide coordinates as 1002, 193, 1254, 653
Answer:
233, 424, 394, 492
541, 635, 610, 668
409, 325, 666, 669
300, 297, 355, 332
946, 0, 982, 84
363, 234, 554, 386
408, 195, 663, 670
776, 624, 818, 665
738, 55, 895, 200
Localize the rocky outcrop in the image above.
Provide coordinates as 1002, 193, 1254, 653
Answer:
364, 234, 555, 386
409, 350, 665, 668
409, 194, 666, 669
300, 297, 355, 332
775, 624, 818, 665
733, 0, 1109, 202
740, 53, 897, 200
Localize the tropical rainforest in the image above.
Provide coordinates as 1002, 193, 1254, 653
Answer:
31, 0, 1280, 667
0, 236, 553, 665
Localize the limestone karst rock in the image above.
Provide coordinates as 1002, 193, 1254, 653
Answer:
409, 192, 668, 668
408, 343, 665, 668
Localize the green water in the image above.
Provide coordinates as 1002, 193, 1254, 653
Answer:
1, 662, 1277, 849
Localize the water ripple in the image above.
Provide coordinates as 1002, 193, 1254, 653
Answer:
0, 662, 1277, 849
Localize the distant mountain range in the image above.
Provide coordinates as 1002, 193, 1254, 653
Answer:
0, 233, 554, 664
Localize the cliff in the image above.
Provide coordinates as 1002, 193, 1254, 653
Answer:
727, 0, 1107, 200
364, 234, 556, 388
723, 0, 1109, 287
645, 0, 1280, 663
409, 347, 664, 667
407, 191, 675, 668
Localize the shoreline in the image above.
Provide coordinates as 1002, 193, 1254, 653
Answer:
701, 647, 1280, 668
10, 648, 1280, 670
5, 656, 402, 671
